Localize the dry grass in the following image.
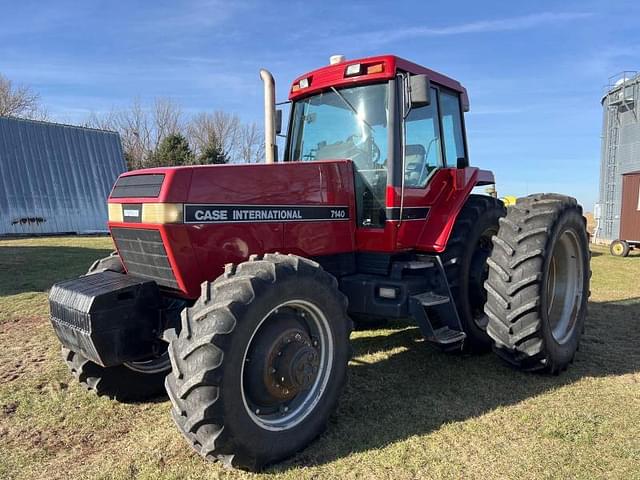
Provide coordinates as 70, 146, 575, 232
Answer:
1, 237, 639, 480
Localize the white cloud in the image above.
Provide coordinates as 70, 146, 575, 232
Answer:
320, 11, 593, 46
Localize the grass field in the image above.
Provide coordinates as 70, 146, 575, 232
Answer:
1, 236, 639, 479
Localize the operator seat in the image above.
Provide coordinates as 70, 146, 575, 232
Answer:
405, 144, 427, 187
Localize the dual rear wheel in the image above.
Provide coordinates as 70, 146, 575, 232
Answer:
443, 193, 590, 374
484, 194, 590, 372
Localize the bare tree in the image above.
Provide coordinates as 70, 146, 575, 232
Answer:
238, 122, 265, 163
86, 97, 182, 169
86, 98, 266, 168
187, 111, 240, 159
84, 110, 118, 131
152, 98, 182, 151
0, 73, 47, 120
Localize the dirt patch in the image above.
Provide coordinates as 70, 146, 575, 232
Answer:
0, 350, 48, 384
2, 401, 19, 416
0, 315, 51, 384
0, 315, 43, 335
3, 421, 133, 459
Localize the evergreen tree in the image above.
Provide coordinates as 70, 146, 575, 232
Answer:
150, 133, 193, 167
198, 138, 228, 165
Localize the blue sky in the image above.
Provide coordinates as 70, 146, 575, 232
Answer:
1, 0, 639, 209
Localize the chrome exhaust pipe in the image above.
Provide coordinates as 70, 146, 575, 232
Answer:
260, 69, 276, 164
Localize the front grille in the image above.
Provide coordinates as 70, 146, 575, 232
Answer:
111, 227, 179, 289
111, 174, 165, 198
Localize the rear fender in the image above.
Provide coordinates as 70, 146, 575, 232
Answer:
415, 168, 495, 252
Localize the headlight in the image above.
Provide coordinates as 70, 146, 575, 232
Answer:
108, 203, 184, 224
142, 203, 184, 224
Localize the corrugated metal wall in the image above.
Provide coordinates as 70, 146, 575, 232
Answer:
0, 117, 126, 235
597, 73, 640, 242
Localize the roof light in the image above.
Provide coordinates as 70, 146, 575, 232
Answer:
367, 63, 384, 74
330, 55, 345, 65
345, 63, 363, 77
291, 77, 311, 93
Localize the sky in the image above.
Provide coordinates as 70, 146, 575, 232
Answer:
1, 0, 639, 209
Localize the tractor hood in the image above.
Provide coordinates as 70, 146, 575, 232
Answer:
108, 161, 355, 205
106, 161, 357, 297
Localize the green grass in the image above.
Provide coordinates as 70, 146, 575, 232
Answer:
1, 237, 639, 479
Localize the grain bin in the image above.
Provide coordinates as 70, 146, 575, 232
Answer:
594, 72, 640, 250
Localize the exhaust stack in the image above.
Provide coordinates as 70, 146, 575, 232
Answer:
260, 69, 276, 164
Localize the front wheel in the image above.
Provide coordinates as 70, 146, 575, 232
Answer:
485, 194, 590, 373
61, 254, 172, 401
165, 254, 352, 471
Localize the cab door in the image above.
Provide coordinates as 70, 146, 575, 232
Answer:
395, 85, 471, 251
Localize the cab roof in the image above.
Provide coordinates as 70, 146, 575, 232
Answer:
288, 54, 469, 110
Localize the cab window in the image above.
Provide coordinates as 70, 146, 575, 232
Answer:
404, 87, 442, 188
439, 91, 466, 167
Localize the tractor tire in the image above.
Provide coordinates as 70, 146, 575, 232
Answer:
485, 194, 590, 373
165, 254, 352, 471
442, 194, 506, 351
61, 254, 171, 401
61, 346, 170, 401
86, 252, 123, 274
610, 239, 630, 257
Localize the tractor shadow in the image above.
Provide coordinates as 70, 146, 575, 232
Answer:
275, 297, 640, 471
0, 245, 113, 296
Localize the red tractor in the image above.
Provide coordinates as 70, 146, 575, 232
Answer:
49, 55, 590, 470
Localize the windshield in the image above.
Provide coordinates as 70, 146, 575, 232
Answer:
287, 83, 390, 227
288, 83, 389, 170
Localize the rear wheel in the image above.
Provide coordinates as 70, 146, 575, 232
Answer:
165, 254, 351, 471
610, 239, 630, 257
485, 194, 590, 373
442, 194, 506, 351
61, 254, 173, 401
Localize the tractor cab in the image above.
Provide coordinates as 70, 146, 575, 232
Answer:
284, 55, 471, 229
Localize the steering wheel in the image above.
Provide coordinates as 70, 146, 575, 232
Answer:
346, 134, 381, 165
416, 137, 438, 185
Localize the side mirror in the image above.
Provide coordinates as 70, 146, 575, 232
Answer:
275, 109, 283, 135
409, 75, 431, 108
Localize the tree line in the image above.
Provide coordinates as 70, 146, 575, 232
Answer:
0, 73, 264, 169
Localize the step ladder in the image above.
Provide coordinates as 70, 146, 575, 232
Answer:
404, 256, 466, 351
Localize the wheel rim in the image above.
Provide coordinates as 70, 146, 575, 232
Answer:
612, 242, 624, 256
241, 300, 333, 432
469, 227, 497, 330
123, 297, 183, 374
546, 229, 584, 344
123, 351, 171, 374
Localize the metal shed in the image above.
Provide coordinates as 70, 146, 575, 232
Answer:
595, 72, 640, 243
0, 117, 126, 235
